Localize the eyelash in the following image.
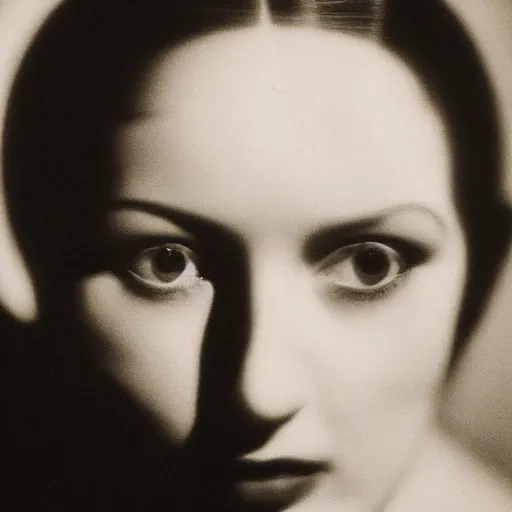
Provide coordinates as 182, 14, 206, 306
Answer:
315, 238, 427, 302
313, 235, 427, 264
101, 237, 204, 296
105, 236, 426, 302
130, 244, 203, 295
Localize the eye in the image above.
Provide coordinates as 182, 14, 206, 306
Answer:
317, 242, 409, 294
126, 243, 203, 294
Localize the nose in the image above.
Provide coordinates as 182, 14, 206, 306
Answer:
237, 254, 308, 423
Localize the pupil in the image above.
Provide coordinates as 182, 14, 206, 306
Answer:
354, 246, 390, 285
154, 247, 186, 276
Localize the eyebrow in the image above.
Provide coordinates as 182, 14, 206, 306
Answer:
111, 199, 447, 246
111, 199, 241, 246
314, 203, 447, 236
303, 203, 447, 261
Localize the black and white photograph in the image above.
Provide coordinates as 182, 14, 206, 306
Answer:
1, 1, 512, 510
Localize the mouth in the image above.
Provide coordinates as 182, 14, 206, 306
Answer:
229, 458, 328, 509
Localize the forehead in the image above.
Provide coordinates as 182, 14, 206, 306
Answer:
117, 27, 456, 233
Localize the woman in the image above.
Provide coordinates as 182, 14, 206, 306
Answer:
1, 0, 511, 510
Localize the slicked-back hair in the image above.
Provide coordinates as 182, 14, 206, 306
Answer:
4, 0, 510, 371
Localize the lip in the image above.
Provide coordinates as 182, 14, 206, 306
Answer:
230, 458, 328, 509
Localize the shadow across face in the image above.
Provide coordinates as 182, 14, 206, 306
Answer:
13, 251, 284, 512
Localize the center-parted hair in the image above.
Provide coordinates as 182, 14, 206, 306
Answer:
3, 0, 510, 369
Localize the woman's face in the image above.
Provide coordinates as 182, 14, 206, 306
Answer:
78, 27, 467, 511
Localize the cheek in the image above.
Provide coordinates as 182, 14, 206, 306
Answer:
76, 274, 214, 444
314, 237, 467, 398
306, 241, 466, 492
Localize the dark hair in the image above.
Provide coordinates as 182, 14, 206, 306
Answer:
4, 0, 510, 372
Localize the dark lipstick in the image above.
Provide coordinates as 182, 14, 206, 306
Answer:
230, 458, 327, 509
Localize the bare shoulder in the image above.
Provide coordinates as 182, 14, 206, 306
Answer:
388, 425, 512, 512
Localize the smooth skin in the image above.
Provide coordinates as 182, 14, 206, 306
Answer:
78, 27, 474, 511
